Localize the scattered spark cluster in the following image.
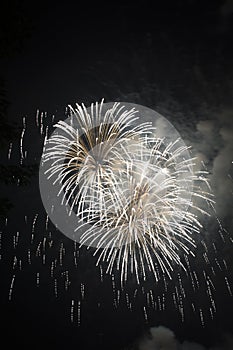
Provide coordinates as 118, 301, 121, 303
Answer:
1, 100, 232, 329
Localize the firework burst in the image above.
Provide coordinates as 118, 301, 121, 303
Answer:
1, 100, 232, 331
40, 100, 214, 284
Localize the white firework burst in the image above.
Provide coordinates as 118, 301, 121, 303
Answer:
41, 100, 214, 284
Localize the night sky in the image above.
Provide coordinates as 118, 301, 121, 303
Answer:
0, 1, 233, 349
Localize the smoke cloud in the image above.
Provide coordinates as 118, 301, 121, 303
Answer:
132, 326, 233, 350
192, 109, 233, 223
139, 326, 177, 350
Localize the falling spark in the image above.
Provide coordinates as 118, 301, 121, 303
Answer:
225, 276, 232, 296
40, 112, 44, 135
50, 261, 55, 278
35, 109, 40, 127
70, 300, 74, 323
100, 265, 104, 283
36, 272, 40, 287
28, 249, 31, 264
54, 278, 58, 297
13, 256, 17, 269
8, 142, 13, 160
77, 301, 81, 327
199, 308, 205, 327
81, 283, 85, 299
143, 306, 148, 323
31, 214, 38, 243
9, 275, 16, 301
20, 117, 26, 164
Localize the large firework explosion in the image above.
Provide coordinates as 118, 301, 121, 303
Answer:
1, 100, 232, 334
40, 100, 215, 285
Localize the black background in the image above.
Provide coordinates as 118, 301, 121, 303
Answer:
0, 1, 233, 349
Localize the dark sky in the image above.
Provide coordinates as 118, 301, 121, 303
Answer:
0, 1, 233, 349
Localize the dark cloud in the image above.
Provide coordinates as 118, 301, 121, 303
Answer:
221, 0, 233, 16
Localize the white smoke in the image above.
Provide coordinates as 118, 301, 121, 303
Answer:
211, 112, 233, 221
190, 109, 233, 223
139, 326, 177, 350
133, 326, 233, 350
